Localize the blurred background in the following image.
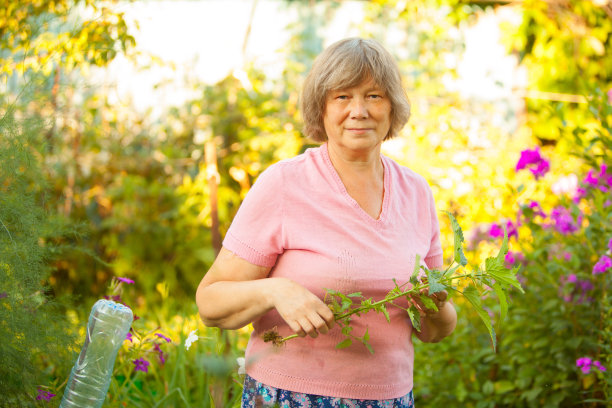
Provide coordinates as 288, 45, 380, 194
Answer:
1, 0, 611, 407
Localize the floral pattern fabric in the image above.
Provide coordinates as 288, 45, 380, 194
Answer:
242, 375, 415, 408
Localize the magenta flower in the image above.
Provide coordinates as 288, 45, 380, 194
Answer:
133, 358, 150, 373
0, 292, 7, 299
36, 389, 56, 401
567, 274, 578, 283
594, 361, 607, 372
505, 251, 525, 267
155, 333, 172, 343
489, 220, 517, 239
117, 277, 134, 284
516, 147, 550, 180
126, 332, 133, 343
489, 223, 504, 238
584, 170, 599, 187
576, 357, 607, 374
608, 238, 612, 253
550, 206, 580, 234
593, 255, 612, 275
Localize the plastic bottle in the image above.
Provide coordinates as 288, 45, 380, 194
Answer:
59, 299, 133, 408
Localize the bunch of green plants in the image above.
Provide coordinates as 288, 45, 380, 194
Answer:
0, 109, 77, 407
264, 212, 523, 353
413, 90, 611, 408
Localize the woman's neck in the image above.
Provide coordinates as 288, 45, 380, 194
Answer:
326, 142, 383, 180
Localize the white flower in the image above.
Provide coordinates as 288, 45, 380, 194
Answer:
184, 329, 199, 350
551, 174, 578, 196
236, 356, 246, 375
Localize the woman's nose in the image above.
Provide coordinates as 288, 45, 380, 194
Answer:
349, 98, 368, 119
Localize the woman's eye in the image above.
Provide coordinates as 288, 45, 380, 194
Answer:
368, 94, 382, 99
336, 95, 348, 100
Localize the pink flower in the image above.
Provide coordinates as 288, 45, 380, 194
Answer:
608, 238, 612, 253
117, 277, 134, 284
126, 332, 133, 342
593, 255, 612, 275
133, 358, 150, 373
567, 274, 578, 283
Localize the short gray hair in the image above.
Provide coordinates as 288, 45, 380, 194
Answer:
301, 38, 410, 142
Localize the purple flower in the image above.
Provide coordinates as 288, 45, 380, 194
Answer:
133, 358, 150, 373
593, 255, 612, 275
516, 147, 550, 179
155, 333, 172, 343
528, 201, 546, 218
594, 361, 607, 372
36, 389, 56, 401
154, 343, 167, 365
104, 294, 123, 303
0, 292, 7, 299
563, 252, 572, 262
608, 238, 612, 253
567, 274, 578, 283
117, 277, 134, 284
126, 332, 133, 343
550, 206, 580, 234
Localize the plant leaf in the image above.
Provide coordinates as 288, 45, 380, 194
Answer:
462, 285, 496, 351
419, 294, 438, 312
426, 268, 446, 294
335, 338, 352, 349
492, 283, 508, 323
407, 305, 421, 332
444, 211, 467, 266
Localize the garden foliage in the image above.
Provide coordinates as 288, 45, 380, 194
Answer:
1, 0, 611, 407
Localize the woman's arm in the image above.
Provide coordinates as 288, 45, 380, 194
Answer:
196, 247, 335, 337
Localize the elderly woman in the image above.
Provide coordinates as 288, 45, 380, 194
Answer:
196, 38, 457, 407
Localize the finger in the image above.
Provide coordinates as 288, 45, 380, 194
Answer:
309, 313, 330, 335
435, 291, 448, 303
287, 320, 306, 337
318, 305, 335, 329
297, 317, 317, 338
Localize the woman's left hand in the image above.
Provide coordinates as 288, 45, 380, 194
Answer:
411, 288, 448, 316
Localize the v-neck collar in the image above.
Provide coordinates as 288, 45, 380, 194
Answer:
321, 143, 390, 226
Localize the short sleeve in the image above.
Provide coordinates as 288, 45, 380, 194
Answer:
222, 164, 285, 268
424, 184, 443, 270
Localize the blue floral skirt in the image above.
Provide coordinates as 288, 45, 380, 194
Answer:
241, 374, 415, 408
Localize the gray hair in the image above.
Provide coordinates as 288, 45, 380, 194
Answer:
301, 38, 411, 142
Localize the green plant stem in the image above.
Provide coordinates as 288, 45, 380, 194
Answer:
335, 272, 479, 321
278, 272, 483, 345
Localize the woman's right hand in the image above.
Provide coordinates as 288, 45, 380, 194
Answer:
270, 278, 335, 338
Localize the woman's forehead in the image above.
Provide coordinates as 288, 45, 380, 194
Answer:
329, 77, 384, 92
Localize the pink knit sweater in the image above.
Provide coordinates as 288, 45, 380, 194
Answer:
223, 144, 443, 400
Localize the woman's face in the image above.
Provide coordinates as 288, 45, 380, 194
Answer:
323, 77, 392, 154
